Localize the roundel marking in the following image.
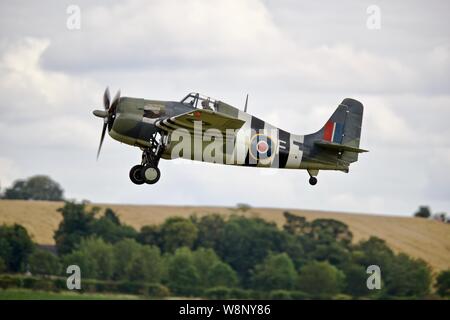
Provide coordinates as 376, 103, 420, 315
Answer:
249, 134, 276, 161
256, 140, 269, 153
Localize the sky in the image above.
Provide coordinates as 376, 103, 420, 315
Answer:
0, 0, 449, 216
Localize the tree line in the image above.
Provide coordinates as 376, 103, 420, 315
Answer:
414, 205, 449, 223
1, 175, 447, 222
1, 202, 449, 299
1, 175, 64, 201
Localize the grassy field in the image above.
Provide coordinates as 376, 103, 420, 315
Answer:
0, 288, 140, 300
0, 199, 449, 272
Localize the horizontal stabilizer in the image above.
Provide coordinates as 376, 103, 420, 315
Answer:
315, 140, 368, 153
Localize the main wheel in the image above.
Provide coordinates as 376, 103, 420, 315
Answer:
309, 176, 317, 186
143, 165, 161, 184
129, 165, 145, 185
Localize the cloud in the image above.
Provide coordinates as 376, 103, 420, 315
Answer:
0, 37, 102, 150
41, 0, 284, 71
0, 37, 100, 118
27, 0, 447, 96
0, 0, 449, 216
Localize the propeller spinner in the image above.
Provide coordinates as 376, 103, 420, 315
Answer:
93, 87, 120, 159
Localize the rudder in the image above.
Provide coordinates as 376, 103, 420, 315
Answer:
307, 98, 365, 163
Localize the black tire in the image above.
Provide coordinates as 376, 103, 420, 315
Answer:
309, 176, 318, 186
142, 165, 161, 184
129, 165, 145, 185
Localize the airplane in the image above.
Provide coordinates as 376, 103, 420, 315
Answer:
93, 89, 368, 186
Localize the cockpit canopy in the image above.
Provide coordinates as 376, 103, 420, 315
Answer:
180, 92, 218, 111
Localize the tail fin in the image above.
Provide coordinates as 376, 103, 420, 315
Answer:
307, 98, 367, 163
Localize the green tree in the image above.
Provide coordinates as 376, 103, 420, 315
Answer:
0, 224, 34, 272
354, 237, 395, 271
137, 225, 161, 247
283, 211, 309, 235
129, 244, 163, 283
279, 233, 305, 270
192, 248, 221, 287
251, 253, 298, 291
29, 249, 61, 276
414, 206, 431, 218
342, 263, 369, 297
160, 217, 198, 252
80, 238, 114, 280
236, 203, 252, 212
310, 242, 351, 267
91, 209, 137, 243
206, 262, 239, 288
54, 203, 136, 254
104, 208, 120, 225
352, 237, 431, 298
216, 216, 288, 285
113, 238, 141, 280
113, 238, 162, 282
283, 214, 352, 268
309, 219, 353, 246
166, 247, 200, 296
283, 213, 353, 246
62, 238, 114, 280
54, 202, 97, 255
192, 214, 226, 249
436, 269, 450, 298
297, 261, 345, 298
62, 250, 98, 279
0, 257, 6, 273
3, 175, 64, 201
383, 253, 431, 298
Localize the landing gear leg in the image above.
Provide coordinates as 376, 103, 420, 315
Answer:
307, 169, 319, 186
129, 132, 166, 185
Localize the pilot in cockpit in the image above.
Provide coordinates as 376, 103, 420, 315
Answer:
201, 98, 212, 110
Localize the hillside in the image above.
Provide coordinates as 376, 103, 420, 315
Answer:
0, 199, 449, 272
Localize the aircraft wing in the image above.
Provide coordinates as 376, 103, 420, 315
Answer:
314, 140, 368, 153
155, 109, 245, 135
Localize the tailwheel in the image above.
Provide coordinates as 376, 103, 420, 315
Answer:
308, 176, 317, 186
307, 169, 319, 186
129, 165, 145, 185
142, 165, 161, 184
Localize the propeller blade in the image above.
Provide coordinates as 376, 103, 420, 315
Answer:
109, 90, 121, 114
97, 122, 107, 160
93, 110, 108, 118
103, 87, 110, 110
